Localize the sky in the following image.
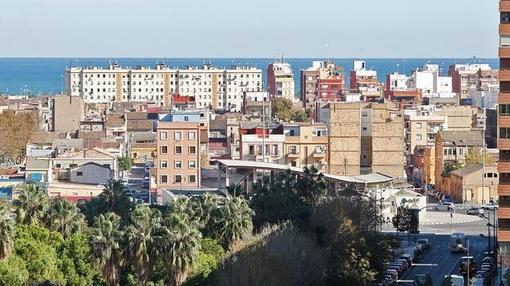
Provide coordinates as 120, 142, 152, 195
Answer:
0, 0, 499, 58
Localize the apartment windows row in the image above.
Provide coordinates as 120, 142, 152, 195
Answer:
160, 160, 196, 169
160, 174, 196, 184
443, 147, 466, 156
160, 145, 196, 155
160, 131, 196, 141
248, 144, 280, 156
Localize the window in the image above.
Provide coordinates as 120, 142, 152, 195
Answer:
175, 175, 182, 183
70, 164, 77, 168
416, 134, 422, 140
77, 171, 83, 176
416, 123, 422, 129
160, 131, 167, 140
175, 131, 182, 141
291, 161, 297, 167
362, 127, 367, 131
189, 161, 196, 169
290, 146, 297, 154
189, 175, 196, 183
56, 164, 61, 168
501, 128, 510, 139
249, 145, 255, 155
161, 146, 168, 154
175, 146, 182, 154
175, 160, 182, 169
501, 104, 510, 116
161, 175, 168, 183
189, 131, 196, 140
189, 146, 196, 154
184, 116, 189, 121
160, 160, 168, 168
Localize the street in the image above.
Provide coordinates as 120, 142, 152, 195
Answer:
396, 234, 488, 285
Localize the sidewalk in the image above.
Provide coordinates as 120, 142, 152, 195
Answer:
420, 211, 482, 226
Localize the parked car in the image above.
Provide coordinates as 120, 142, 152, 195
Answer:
413, 274, 427, 286
482, 203, 498, 210
466, 207, 484, 216
401, 253, 414, 264
435, 202, 455, 211
417, 238, 430, 250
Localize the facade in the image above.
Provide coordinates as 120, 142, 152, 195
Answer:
410, 64, 454, 98
349, 60, 384, 102
385, 72, 422, 108
448, 64, 494, 98
300, 61, 344, 108
283, 123, 328, 172
434, 131, 483, 192
70, 162, 113, 185
267, 61, 295, 101
242, 91, 271, 118
52, 147, 118, 181
52, 95, 84, 132
155, 121, 201, 191
499, 0, 510, 263
66, 63, 262, 111
239, 123, 285, 164
320, 102, 404, 178
440, 164, 498, 204
412, 145, 436, 187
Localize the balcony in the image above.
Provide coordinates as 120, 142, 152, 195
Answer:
499, 139, 510, 149
501, 93, 510, 104
501, 1, 510, 12
499, 207, 510, 218
500, 161, 510, 173
501, 24, 510, 36
499, 184, 510, 195
499, 230, 510, 242
287, 152, 300, 158
501, 69, 510, 81
501, 47, 510, 58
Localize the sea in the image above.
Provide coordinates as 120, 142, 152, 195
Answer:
0, 58, 499, 96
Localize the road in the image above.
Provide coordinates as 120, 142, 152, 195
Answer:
397, 234, 488, 285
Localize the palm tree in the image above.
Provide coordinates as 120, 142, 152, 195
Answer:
99, 179, 131, 219
213, 196, 253, 249
45, 198, 85, 238
90, 212, 124, 286
0, 202, 14, 260
13, 183, 48, 225
156, 211, 201, 286
296, 166, 327, 203
192, 193, 219, 231
126, 205, 160, 285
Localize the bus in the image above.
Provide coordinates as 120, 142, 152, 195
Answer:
449, 233, 466, 253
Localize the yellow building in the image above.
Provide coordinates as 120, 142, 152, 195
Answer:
283, 122, 328, 172
131, 143, 157, 164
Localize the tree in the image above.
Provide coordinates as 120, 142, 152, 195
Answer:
96, 180, 132, 220
0, 203, 14, 260
13, 184, 48, 225
464, 147, 494, 165
441, 161, 462, 177
126, 205, 160, 285
118, 156, 132, 179
13, 224, 66, 285
45, 198, 85, 238
271, 97, 294, 121
212, 196, 253, 249
191, 193, 219, 235
185, 238, 225, 285
290, 109, 308, 122
155, 210, 201, 286
58, 234, 99, 286
0, 255, 29, 286
0, 110, 37, 165
295, 166, 327, 203
392, 206, 419, 237
90, 212, 125, 286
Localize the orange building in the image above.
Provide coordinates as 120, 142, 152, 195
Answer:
155, 121, 201, 193
499, 0, 510, 264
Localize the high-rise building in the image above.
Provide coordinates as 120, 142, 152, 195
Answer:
267, 61, 295, 101
65, 63, 262, 112
499, 0, 510, 265
300, 61, 344, 108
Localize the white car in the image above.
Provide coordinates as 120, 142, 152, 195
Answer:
481, 203, 498, 210
435, 202, 455, 211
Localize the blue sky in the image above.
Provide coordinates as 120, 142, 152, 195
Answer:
0, 0, 499, 58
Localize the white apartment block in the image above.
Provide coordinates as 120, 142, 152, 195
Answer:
410, 64, 453, 97
65, 63, 262, 112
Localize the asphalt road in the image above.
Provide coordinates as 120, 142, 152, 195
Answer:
397, 234, 488, 285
